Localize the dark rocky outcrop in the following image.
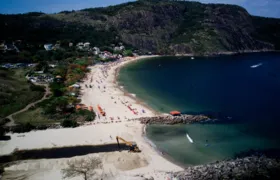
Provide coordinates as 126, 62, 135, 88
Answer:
135, 115, 210, 125
174, 156, 280, 180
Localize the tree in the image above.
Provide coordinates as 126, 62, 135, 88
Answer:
62, 157, 102, 180
53, 96, 68, 111
123, 49, 133, 56
35, 61, 49, 72
0, 126, 5, 137
61, 119, 78, 128
77, 109, 96, 122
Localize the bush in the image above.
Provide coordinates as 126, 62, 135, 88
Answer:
0, 118, 10, 126
37, 125, 48, 130
12, 123, 36, 133
123, 49, 133, 56
0, 165, 4, 175
61, 119, 78, 128
50, 82, 65, 97
77, 109, 96, 122
0, 126, 6, 136
29, 84, 46, 92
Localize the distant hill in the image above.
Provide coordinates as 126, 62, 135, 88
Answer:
1, 0, 280, 55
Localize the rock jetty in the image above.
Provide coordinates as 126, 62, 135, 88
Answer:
173, 156, 280, 180
135, 115, 210, 125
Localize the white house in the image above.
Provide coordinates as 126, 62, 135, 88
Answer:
120, 46, 125, 50
44, 44, 53, 51
49, 64, 57, 68
93, 47, 100, 55
84, 42, 90, 48
70, 84, 81, 88
114, 46, 121, 51
76, 42, 84, 50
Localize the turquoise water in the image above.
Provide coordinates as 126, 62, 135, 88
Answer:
118, 53, 280, 165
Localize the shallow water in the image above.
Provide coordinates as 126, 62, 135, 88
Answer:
119, 52, 280, 165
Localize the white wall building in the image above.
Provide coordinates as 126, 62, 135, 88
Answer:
44, 44, 53, 51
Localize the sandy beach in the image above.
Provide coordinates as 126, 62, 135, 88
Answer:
0, 55, 183, 180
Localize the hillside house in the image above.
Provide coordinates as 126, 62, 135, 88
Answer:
84, 42, 90, 48
93, 47, 100, 55
76, 42, 84, 50
49, 64, 57, 68
114, 46, 125, 52
99, 51, 113, 60
44, 44, 53, 51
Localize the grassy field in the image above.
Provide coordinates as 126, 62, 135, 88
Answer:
13, 108, 63, 125
0, 68, 45, 119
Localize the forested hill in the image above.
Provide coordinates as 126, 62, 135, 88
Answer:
1, 0, 280, 55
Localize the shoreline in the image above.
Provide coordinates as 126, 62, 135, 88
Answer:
142, 124, 190, 169
114, 56, 162, 116
80, 55, 184, 177
2, 52, 280, 179
112, 56, 186, 167
111, 55, 209, 169
175, 49, 279, 57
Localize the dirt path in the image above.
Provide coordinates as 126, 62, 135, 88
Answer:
5, 84, 51, 127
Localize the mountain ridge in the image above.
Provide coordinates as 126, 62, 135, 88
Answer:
1, 0, 280, 55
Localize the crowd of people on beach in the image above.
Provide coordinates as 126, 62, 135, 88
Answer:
81, 57, 150, 124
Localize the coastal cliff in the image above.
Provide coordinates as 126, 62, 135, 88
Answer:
1, 0, 280, 55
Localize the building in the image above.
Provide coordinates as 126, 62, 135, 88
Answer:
114, 46, 121, 51
84, 42, 90, 48
170, 111, 181, 116
76, 42, 84, 50
44, 44, 53, 51
93, 47, 100, 55
49, 64, 57, 68
120, 46, 125, 50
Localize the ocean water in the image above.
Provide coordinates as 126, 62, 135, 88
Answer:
118, 53, 280, 165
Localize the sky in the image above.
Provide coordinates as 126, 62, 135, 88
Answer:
0, 0, 279, 18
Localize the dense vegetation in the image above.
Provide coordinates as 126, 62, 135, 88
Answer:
11, 58, 96, 130
1, 0, 280, 56
0, 68, 45, 119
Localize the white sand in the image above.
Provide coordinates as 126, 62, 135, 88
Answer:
0, 56, 183, 179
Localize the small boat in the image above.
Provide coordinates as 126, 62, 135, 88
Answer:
191, 57, 195, 60
186, 133, 193, 143
250, 63, 262, 68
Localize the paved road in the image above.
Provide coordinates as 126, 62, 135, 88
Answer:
4, 84, 51, 127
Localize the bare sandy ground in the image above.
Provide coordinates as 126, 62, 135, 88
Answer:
1, 56, 182, 179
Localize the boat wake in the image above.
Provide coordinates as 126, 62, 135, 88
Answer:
250, 63, 263, 68
186, 133, 194, 143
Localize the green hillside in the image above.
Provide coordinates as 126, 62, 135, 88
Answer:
0, 68, 45, 119
0, 0, 280, 55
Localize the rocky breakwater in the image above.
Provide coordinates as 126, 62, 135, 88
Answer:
173, 156, 280, 180
136, 115, 210, 125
